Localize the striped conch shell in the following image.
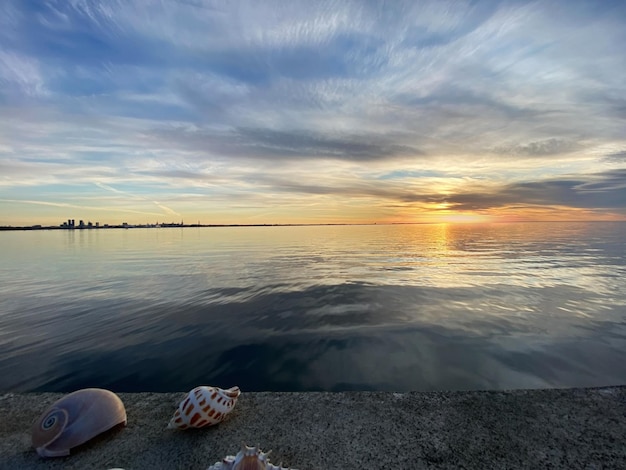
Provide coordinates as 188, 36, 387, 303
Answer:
167, 385, 240, 429
207, 444, 297, 470
31, 388, 127, 458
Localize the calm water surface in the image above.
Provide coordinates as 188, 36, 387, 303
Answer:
1, 222, 625, 392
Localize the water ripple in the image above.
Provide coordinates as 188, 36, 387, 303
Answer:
1, 222, 625, 392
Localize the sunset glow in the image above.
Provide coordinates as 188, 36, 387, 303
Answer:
437, 213, 495, 224
1, 1, 625, 226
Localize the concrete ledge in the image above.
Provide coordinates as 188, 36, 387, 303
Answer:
1, 387, 625, 469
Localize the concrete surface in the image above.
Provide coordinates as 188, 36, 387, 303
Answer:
1, 387, 625, 469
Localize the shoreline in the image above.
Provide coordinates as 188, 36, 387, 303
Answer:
3, 220, 625, 231
1, 386, 625, 469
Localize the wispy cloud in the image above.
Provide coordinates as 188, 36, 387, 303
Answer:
494, 138, 580, 158
0, 50, 46, 97
149, 126, 422, 162
0, 198, 167, 218
1, 0, 625, 224
96, 182, 182, 217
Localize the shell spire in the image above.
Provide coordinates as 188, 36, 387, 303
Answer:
168, 386, 240, 430
31, 388, 127, 458
207, 443, 297, 470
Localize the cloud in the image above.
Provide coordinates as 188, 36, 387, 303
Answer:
1, 0, 626, 223
495, 138, 580, 157
604, 151, 626, 163
0, 198, 166, 217
96, 183, 182, 217
244, 169, 626, 215
443, 170, 626, 211
0, 50, 46, 98
150, 126, 422, 162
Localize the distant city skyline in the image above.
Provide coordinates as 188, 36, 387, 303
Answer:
1, 1, 626, 226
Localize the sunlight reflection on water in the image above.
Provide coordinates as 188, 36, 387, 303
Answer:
0, 222, 625, 392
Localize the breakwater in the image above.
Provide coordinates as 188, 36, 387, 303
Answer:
1, 387, 625, 469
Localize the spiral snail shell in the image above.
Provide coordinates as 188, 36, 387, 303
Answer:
31, 388, 127, 458
168, 385, 240, 429
207, 443, 297, 470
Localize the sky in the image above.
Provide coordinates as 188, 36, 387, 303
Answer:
1, 0, 626, 226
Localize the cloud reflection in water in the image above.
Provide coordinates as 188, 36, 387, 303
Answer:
0, 223, 625, 392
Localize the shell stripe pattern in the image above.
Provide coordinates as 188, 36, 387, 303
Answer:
169, 386, 240, 429
207, 444, 297, 470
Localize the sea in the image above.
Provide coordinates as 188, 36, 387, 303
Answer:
1, 222, 625, 393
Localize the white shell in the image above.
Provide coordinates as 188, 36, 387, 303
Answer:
167, 385, 240, 429
32, 388, 127, 458
207, 444, 297, 470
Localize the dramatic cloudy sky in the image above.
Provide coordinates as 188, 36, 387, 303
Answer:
1, 0, 626, 225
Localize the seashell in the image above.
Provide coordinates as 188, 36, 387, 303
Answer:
167, 385, 240, 429
32, 388, 127, 458
207, 443, 297, 470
